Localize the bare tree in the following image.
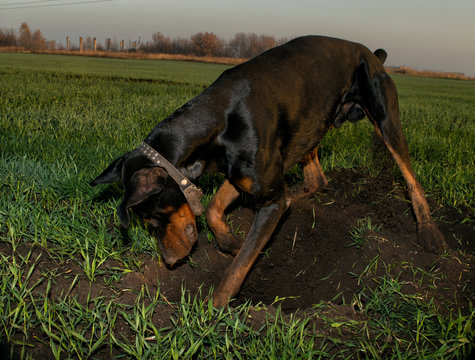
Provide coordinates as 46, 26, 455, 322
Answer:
191, 32, 221, 56
31, 30, 46, 50
0, 28, 16, 46
256, 35, 276, 54
151, 32, 172, 53
109, 38, 119, 51
46, 40, 56, 50
229, 33, 276, 58
229, 32, 248, 57
17, 23, 47, 50
18, 22, 32, 49
276, 37, 289, 46
84, 36, 94, 51
172, 37, 193, 55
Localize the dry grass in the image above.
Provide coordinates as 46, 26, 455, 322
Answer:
0, 46, 245, 66
385, 65, 474, 81
1, 46, 473, 80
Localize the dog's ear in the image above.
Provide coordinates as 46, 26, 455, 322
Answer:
118, 167, 168, 228
333, 60, 372, 128
357, 59, 388, 124
90, 153, 129, 186
373, 49, 387, 65
355, 59, 371, 93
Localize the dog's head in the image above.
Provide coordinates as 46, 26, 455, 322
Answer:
91, 151, 198, 265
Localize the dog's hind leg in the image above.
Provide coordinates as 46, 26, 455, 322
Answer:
206, 180, 243, 254
292, 146, 328, 199
363, 68, 446, 253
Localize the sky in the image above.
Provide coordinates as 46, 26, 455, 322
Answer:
1, 0, 474, 76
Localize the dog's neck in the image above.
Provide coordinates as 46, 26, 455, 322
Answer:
144, 118, 221, 181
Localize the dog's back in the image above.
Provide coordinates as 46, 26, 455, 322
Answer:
205, 36, 386, 170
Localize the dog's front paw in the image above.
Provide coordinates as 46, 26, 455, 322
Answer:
212, 291, 229, 308
418, 222, 447, 254
218, 234, 244, 255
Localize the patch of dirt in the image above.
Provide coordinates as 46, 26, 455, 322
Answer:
233, 169, 473, 312
120, 168, 474, 313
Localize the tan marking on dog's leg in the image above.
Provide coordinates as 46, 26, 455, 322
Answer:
374, 124, 446, 253
385, 143, 431, 221
304, 147, 328, 191
235, 176, 254, 193
292, 146, 328, 199
366, 73, 446, 253
206, 180, 243, 254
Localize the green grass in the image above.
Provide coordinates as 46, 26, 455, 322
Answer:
1, 53, 474, 358
1, 249, 472, 359
0, 52, 229, 85
347, 217, 383, 249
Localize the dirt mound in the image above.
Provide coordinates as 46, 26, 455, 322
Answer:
119, 168, 474, 313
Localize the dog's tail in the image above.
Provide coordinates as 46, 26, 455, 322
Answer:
373, 49, 387, 64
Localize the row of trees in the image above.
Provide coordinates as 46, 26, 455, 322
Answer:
143, 31, 287, 58
0, 23, 287, 58
0, 23, 51, 50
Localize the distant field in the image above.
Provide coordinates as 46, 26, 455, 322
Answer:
0, 52, 229, 85
0, 53, 473, 359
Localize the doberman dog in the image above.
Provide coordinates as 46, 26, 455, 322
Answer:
91, 36, 447, 307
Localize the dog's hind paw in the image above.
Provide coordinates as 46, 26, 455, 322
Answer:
418, 222, 447, 254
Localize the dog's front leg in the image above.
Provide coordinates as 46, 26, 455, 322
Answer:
212, 193, 290, 307
206, 180, 242, 254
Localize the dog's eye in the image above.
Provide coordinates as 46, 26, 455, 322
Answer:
144, 218, 160, 228
160, 206, 176, 214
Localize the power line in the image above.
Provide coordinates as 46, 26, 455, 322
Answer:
0, 0, 116, 10
0, 1, 64, 6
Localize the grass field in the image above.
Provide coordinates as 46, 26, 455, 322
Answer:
1, 53, 474, 359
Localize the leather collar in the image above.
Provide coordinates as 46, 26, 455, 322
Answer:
138, 142, 204, 216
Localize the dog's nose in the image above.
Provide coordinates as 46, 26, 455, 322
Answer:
162, 252, 178, 266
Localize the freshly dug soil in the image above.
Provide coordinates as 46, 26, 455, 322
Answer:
120, 168, 474, 313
